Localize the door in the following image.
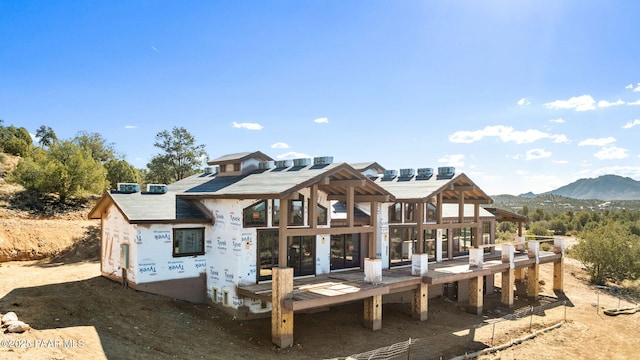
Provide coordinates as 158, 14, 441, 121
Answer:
330, 234, 360, 270
288, 236, 315, 277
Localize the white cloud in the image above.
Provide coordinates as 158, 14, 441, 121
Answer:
598, 99, 625, 108
438, 154, 465, 167
314, 117, 329, 124
549, 118, 565, 123
449, 125, 569, 144
232, 121, 263, 130
626, 84, 634, 90
628, 100, 640, 106
526, 148, 552, 160
635, 83, 640, 92
622, 119, 640, 129
125, 125, 138, 129
578, 137, 616, 146
515, 170, 528, 175
517, 98, 530, 106
276, 151, 312, 159
544, 95, 596, 111
554, 160, 569, 164
594, 146, 628, 160
270, 142, 289, 149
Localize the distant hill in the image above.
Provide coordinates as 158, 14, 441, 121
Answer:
549, 175, 640, 200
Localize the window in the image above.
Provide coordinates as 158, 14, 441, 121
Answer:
233, 162, 241, 172
219, 164, 227, 173
317, 204, 328, 225
257, 230, 315, 281
452, 227, 471, 257
273, 195, 306, 226
389, 226, 417, 266
173, 228, 205, 257
426, 203, 436, 222
422, 230, 436, 260
258, 230, 279, 281
404, 203, 417, 222
243, 200, 267, 227
389, 203, 402, 223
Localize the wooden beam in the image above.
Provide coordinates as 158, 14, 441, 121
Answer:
468, 275, 483, 316
278, 198, 289, 268
285, 226, 375, 236
416, 202, 424, 253
553, 258, 564, 293
458, 192, 465, 223
347, 186, 354, 228
271, 267, 294, 348
423, 222, 481, 230
328, 179, 366, 187
437, 193, 443, 224
364, 295, 383, 330
501, 269, 514, 308
309, 184, 318, 229
440, 199, 493, 204
370, 201, 378, 258
527, 263, 540, 299
453, 185, 476, 192
327, 195, 392, 202
283, 285, 389, 311
412, 283, 428, 321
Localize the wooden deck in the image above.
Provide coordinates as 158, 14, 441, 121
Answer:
237, 251, 562, 311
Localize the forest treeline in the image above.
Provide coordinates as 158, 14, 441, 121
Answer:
0, 120, 206, 204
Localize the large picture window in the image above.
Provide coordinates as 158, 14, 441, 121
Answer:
389, 226, 417, 266
273, 195, 306, 226
243, 200, 267, 227
389, 203, 402, 223
317, 204, 328, 225
173, 228, 205, 257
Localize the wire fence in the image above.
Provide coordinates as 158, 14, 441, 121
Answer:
329, 288, 640, 360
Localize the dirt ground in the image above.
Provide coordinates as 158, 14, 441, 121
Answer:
0, 174, 638, 359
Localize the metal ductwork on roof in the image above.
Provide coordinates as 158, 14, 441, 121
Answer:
437, 167, 455, 178
274, 160, 293, 168
293, 158, 311, 167
313, 156, 333, 165
417, 168, 434, 179
259, 161, 275, 169
399, 168, 415, 178
382, 169, 398, 180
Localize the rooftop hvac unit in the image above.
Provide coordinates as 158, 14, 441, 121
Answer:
417, 168, 434, 179
399, 168, 415, 178
313, 156, 333, 165
274, 160, 292, 168
437, 167, 455, 178
383, 169, 398, 179
117, 183, 140, 193
258, 161, 275, 169
293, 158, 311, 167
146, 184, 168, 194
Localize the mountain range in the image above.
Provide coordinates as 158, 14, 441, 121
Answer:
514, 174, 640, 201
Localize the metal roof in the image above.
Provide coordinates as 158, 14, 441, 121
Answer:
88, 191, 209, 223
375, 172, 493, 204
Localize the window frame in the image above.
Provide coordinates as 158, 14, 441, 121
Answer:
389, 202, 402, 223
172, 227, 205, 257
243, 200, 268, 227
317, 203, 328, 225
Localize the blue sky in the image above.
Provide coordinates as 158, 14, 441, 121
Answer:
1, 1, 639, 195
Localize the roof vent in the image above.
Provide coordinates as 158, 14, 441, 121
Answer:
117, 183, 140, 193
146, 184, 168, 194
382, 169, 398, 180
259, 161, 274, 169
399, 168, 415, 178
417, 168, 434, 179
437, 167, 455, 179
293, 158, 311, 167
313, 156, 333, 165
274, 160, 292, 168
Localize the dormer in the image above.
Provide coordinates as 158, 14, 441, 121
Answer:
207, 151, 274, 177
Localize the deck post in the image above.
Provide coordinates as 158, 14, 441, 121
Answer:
468, 275, 483, 316
527, 263, 540, 299
412, 283, 429, 321
501, 244, 515, 308
527, 240, 540, 299
364, 295, 383, 330
364, 258, 382, 283
553, 238, 565, 293
514, 267, 524, 281
435, 229, 443, 262
272, 267, 294, 348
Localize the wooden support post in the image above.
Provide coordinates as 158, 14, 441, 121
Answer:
501, 269, 515, 308
553, 258, 564, 292
412, 283, 429, 321
468, 276, 483, 316
527, 264, 540, 299
309, 184, 318, 229
364, 295, 383, 330
501, 244, 515, 308
271, 267, 294, 348
278, 198, 289, 267
416, 201, 425, 253
514, 267, 524, 281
